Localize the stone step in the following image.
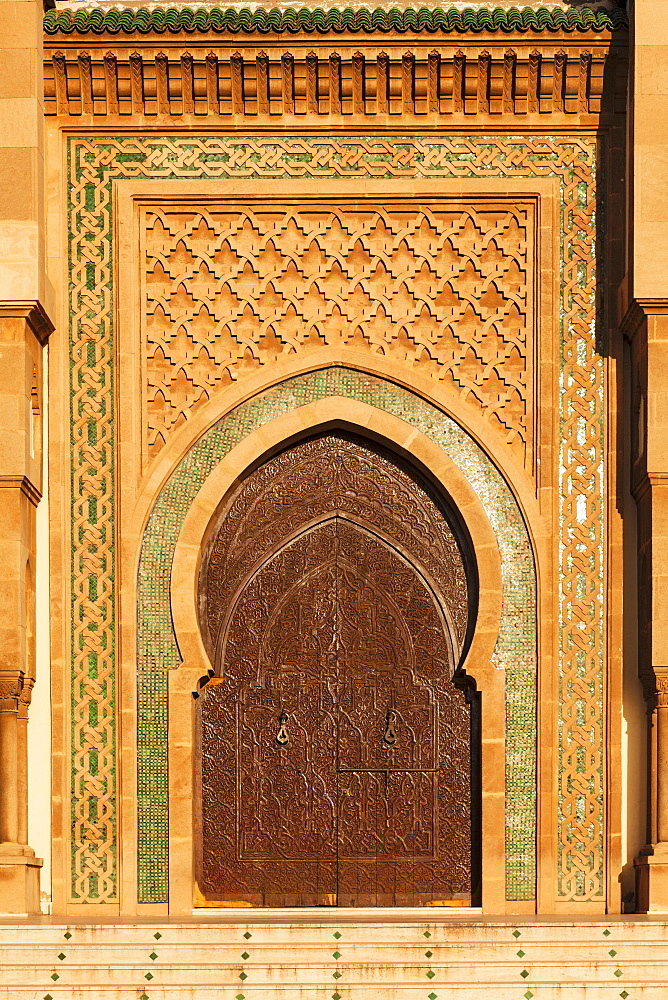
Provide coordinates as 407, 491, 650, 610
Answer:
3, 990, 668, 1000
1, 918, 667, 941
3, 941, 668, 961
3, 960, 668, 980
0, 920, 666, 999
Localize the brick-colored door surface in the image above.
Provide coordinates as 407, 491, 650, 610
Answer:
196, 434, 474, 905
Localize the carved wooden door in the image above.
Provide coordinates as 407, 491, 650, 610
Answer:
196, 434, 474, 906
334, 519, 470, 906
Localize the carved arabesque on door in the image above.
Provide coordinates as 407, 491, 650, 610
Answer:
201, 433, 470, 654
196, 433, 476, 906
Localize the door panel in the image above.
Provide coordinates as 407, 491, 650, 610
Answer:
196, 434, 474, 906
196, 525, 339, 905
337, 770, 437, 857
334, 521, 468, 905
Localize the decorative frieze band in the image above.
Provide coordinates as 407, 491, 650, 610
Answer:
45, 43, 623, 118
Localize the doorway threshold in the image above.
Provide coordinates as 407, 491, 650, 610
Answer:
190, 906, 484, 923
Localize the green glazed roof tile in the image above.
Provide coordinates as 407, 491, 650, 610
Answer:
43, 5, 628, 36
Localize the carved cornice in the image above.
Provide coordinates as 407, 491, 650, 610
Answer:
0, 477, 42, 508
43, 5, 628, 37
620, 297, 668, 342
44, 41, 625, 119
0, 301, 54, 346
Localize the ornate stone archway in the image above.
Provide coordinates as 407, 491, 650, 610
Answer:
135, 367, 537, 907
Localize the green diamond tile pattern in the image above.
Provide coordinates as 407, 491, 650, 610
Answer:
149, 952, 157, 961
241, 952, 250, 961
57, 953, 65, 961
332, 993, 341, 1000
425, 950, 433, 958
620, 992, 629, 999
333, 931, 342, 940
154, 932, 162, 940
517, 950, 525, 958
50, 974, 59, 982
423, 931, 432, 938
427, 970, 436, 980
520, 970, 529, 979
333, 970, 342, 980
513, 930, 521, 939
44, 995, 53, 1000
144, 972, 153, 981
429, 993, 438, 1000
140, 995, 149, 1000
236, 994, 245, 1000
244, 932, 252, 940
609, 949, 617, 957
239, 972, 248, 981
603, 930, 611, 937
333, 951, 341, 960
63, 932, 72, 940
525, 993, 534, 1000
614, 970, 623, 978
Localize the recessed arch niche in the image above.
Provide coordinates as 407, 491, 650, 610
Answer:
195, 432, 480, 906
136, 367, 537, 909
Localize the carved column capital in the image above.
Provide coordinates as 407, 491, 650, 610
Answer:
653, 667, 668, 846
644, 668, 668, 709
17, 677, 34, 721
0, 672, 25, 714
656, 671, 668, 709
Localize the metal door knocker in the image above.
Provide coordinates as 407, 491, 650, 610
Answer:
276, 710, 289, 746
384, 708, 398, 745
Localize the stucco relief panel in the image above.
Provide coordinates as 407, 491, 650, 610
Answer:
141, 201, 534, 466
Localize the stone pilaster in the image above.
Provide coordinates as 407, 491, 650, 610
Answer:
623, 0, 668, 910
623, 304, 668, 909
624, 2, 668, 901
0, 670, 23, 845
17, 675, 34, 847
635, 670, 668, 911
0, 329, 47, 911
0, 667, 41, 914
0, 0, 52, 912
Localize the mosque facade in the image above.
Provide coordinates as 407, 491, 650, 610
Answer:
2, 0, 668, 993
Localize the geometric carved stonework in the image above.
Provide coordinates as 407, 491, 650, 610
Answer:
143, 202, 533, 463
196, 433, 475, 905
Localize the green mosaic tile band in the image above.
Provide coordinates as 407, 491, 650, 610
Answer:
137, 369, 537, 902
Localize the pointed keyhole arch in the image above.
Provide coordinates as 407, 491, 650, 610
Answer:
195, 431, 480, 906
